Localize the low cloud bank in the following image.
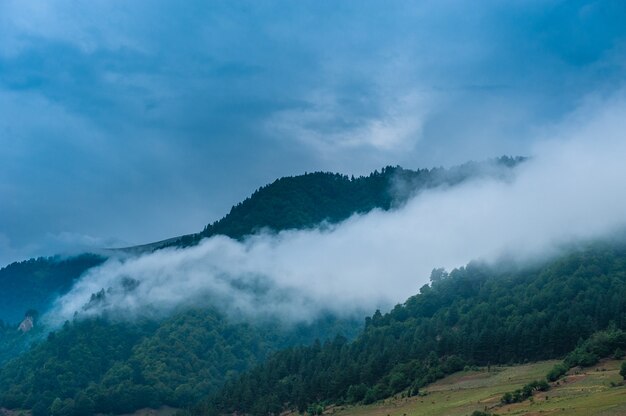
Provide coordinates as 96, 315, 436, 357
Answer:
48, 94, 626, 325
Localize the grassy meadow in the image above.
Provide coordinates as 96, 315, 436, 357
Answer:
327, 360, 626, 416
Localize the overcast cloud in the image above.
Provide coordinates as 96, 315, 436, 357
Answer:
1, 1, 626, 265
47, 91, 626, 324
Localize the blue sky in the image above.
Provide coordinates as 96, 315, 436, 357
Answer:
1, 0, 625, 264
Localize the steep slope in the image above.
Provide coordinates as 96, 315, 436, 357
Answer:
0, 254, 105, 324
154, 157, 523, 249
0, 320, 44, 365
0, 254, 105, 366
0, 157, 522, 325
0, 309, 361, 415
195, 242, 626, 415
0, 157, 526, 415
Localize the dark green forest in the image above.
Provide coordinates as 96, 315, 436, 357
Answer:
162, 157, 523, 248
3, 241, 626, 415
0, 309, 361, 415
0, 158, 522, 371
11, 156, 618, 416
0, 319, 45, 365
0, 255, 105, 365
191, 242, 626, 415
0, 254, 105, 324
0, 157, 521, 327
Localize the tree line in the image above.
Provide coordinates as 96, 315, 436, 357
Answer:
191, 242, 626, 415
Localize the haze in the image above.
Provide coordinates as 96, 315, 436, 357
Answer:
2, 1, 626, 265
48, 93, 626, 324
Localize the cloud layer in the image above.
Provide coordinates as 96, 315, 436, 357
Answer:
2, 1, 626, 265
48, 93, 626, 325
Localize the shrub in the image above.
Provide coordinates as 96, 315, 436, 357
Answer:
547, 363, 568, 382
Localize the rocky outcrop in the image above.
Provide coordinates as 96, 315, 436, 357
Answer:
17, 316, 34, 333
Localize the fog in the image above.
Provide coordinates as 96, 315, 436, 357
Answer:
47, 94, 626, 325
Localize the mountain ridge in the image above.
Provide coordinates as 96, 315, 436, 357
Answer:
0, 157, 524, 325
117, 156, 525, 252
0, 156, 549, 416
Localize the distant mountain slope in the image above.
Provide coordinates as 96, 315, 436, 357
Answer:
157, 156, 523, 249
0, 319, 45, 365
3, 240, 625, 416
0, 158, 524, 383
0, 157, 528, 415
194, 242, 626, 415
0, 157, 523, 325
0, 254, 105, 324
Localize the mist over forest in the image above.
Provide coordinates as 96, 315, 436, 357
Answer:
45, 95, 626, 327
2, 1, 626, 416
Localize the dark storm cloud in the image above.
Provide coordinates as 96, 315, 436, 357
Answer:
1, 0, 625, 265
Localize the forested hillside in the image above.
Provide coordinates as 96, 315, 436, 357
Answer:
193, 242, 626, 415
0, 157, 530, 416
0, 320, 45, 365
0, 309, 361, 415
3, 1, 623, 416
161, 157, 523, 248
0, 254, 105, 324
0, 157, 522, 326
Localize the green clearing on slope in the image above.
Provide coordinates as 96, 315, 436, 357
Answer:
330, 359, 626, 416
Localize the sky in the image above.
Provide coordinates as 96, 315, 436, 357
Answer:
49, 94, 626, 324
1, 0, 626, 265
